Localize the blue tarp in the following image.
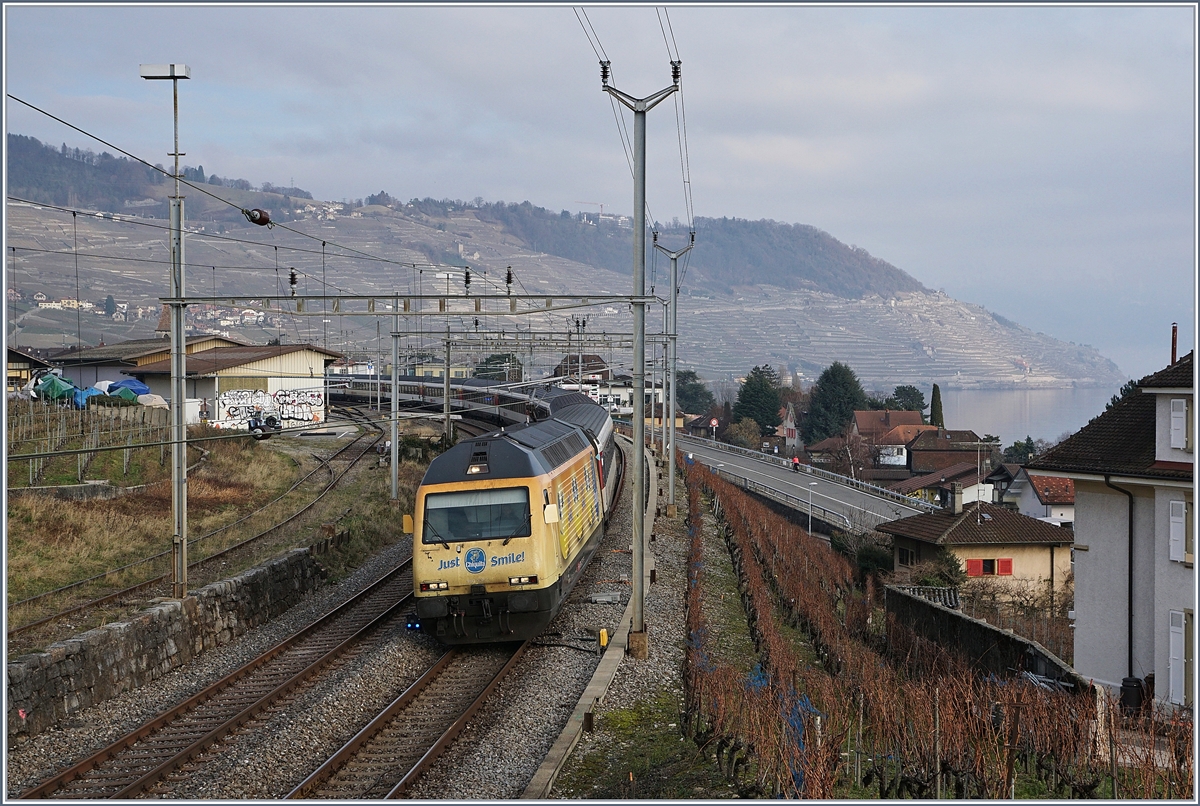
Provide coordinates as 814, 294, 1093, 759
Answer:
72, 387, 105, 409
107, 378, 151, 396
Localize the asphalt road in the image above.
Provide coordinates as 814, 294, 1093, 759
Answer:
675, 433, 930, 533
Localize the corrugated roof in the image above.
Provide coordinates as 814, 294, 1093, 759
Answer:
877, 501, 1072, 546
1027, 352, 1192, 482
63, 336, 247, 364
130, 344, 343, 375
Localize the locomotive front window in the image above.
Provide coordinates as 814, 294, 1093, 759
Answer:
422, 487, 532, 544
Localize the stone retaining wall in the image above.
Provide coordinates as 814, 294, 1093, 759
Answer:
885, 584, 1087, 690
6, 548, 326, 741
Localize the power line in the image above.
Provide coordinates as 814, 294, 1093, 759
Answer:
6, 94, 428, 276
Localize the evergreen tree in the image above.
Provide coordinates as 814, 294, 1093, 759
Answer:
929, 383, 945, 428
803, 361, 867, 443
675, 369, 715, 415
733, 365, 782, 436
104, 295, 116, 315
1106, 379, 1138, 411
888, 384, 926, 415
475, 353, 523, 382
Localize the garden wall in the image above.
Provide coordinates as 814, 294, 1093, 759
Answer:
885, 585, 1087, 689
6, 548, 326, 741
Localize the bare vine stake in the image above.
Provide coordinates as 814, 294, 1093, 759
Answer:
1108, 692, 1118, 798
856, 690, 863, 787
935, 685, 941, 799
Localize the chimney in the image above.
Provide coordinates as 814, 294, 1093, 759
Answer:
1172, 322, 1178, 365
951, 482, 963, 515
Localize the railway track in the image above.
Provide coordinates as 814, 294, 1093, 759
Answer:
288, 641, 529, 800
18, 557, 414, 800
7, 405, 382, 641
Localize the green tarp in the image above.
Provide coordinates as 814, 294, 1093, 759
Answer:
109, 387, 139, 402
34, 374, 76, 401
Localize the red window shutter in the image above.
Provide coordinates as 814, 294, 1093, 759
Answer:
998, 558, 1013, 576
967, 559, 983, 577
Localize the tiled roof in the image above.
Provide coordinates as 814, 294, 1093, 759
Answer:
1028, 475, 1075, 505
889, 461, 980, 495
854, 409, 924, 439
907, 428, 983, 451
877, 501, 1072, 547
1140, 351, 1194, 389
1027, 352, 1192, 482
806, 436, 843, 453
892, 585, 960, 609
131, 344, 343, 375
878, 424, 939, 446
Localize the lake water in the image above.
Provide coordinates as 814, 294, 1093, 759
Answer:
936, 386, 1120, 448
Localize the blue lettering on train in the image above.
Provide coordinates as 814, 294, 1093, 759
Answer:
465, 548, 486, 574
489, 551, 526, 567
437, 557, 460, 571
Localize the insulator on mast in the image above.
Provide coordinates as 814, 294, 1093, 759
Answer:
600, 61, 610, 86
671, 60, 681, 85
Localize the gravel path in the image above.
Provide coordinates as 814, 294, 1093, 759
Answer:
7, 442, 679, 800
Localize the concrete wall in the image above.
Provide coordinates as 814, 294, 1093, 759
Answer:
6, 548, 326, 741
1072, 480, 1156, 693
886, 585, 1086, 689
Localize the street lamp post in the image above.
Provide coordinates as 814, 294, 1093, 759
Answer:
808, 481, 819, 534
140, 63, 190, 599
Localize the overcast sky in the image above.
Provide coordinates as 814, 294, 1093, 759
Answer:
4, 4, 1195, 381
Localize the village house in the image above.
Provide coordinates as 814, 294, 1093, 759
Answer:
6, 347, 54, 392
888, 461, 993, 508
1027, 350, 1194, 709
1004, 469, 1075, 527
878, 486, 1073, 594
906, 428, 994, 475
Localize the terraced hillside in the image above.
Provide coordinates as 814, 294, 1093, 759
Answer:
5, 195, 1124, 390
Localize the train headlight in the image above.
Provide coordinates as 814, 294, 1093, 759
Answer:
509, 575, 538, 586
420, 581, 449, 592
467, 463, 488, 474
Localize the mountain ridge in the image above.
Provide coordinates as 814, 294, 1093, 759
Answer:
5, 132, 1125, 389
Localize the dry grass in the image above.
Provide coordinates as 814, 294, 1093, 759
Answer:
6, 435, 298, 605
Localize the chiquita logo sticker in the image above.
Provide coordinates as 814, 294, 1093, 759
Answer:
464, 547, 486, 574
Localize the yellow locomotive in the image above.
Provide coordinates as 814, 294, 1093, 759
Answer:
410, 394, 621, 643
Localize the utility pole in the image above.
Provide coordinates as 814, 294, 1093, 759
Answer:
390, 295, 399, 503
443, 324, 452, 445
141, 63, 190, 599
602, 58, 679, 658
654, 231, 693, 517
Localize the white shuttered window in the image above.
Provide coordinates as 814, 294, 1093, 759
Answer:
1170, 398, 1189, 450
1170, 500, 1187, 562
1169, 610, 1185, 704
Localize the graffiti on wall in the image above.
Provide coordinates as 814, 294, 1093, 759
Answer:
216, 387, 325, 427
273, 388, 324, 423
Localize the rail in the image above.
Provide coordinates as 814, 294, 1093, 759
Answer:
678, 433, 938, 513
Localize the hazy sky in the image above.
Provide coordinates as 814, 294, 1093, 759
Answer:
4, 4, 1196, 381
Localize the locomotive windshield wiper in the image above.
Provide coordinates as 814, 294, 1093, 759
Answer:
425, 520, 451, 549
502, 511, 532, 546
